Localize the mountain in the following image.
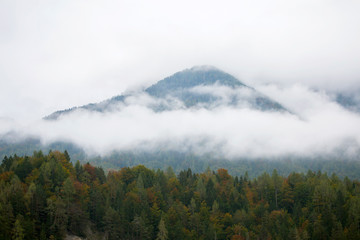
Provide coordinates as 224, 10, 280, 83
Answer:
44, 66, 287, 120
335, 91, 360, 112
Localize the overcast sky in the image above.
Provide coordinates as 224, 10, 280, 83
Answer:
1, 0, 360, 158
1, 0, 360, 121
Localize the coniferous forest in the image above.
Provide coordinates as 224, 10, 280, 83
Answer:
1, 151, 360, 240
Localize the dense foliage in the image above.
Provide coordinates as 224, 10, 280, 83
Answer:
92, 151, 360, 180
1, 151, 360, 239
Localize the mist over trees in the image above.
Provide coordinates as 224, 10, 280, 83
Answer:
1, 151, 360, 239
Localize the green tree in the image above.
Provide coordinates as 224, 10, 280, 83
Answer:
272, 169, 282, 209
46, 197, 67, 239
196, 177, 206, 201
12, 216, 24, 240
103, 207, 122, 240
330, 221, 345, 240
62, 177, 75, 209
156, 216, 168, 240
132, 215, 151, 240
206, 178, 216, 207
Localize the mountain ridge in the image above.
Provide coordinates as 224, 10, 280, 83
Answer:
44, 66, 287, 120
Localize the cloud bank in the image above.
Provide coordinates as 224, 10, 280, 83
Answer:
2, 84, 360, 159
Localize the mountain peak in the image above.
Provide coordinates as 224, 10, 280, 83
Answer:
189, 65, 220, 71
44, 66, 287, 120
145, 66, 246, 98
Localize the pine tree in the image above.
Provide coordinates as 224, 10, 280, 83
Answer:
156, 216, 168, 240
272, 169, 282, 209
12, 217, 24, 240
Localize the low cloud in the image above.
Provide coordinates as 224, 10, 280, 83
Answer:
189, 84, 255, 108
2, 84, 360, 160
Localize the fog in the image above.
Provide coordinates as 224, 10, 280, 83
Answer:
1, 84, 359, 159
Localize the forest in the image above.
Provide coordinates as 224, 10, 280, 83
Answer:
1, 151, 360, 240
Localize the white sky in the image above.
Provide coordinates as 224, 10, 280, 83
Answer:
1, 0, 360, 122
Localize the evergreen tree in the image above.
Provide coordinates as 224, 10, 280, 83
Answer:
12, 216, 24, 240
156, 216, 168, 240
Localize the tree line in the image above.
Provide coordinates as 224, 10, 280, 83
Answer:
0, 151, 360, 239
